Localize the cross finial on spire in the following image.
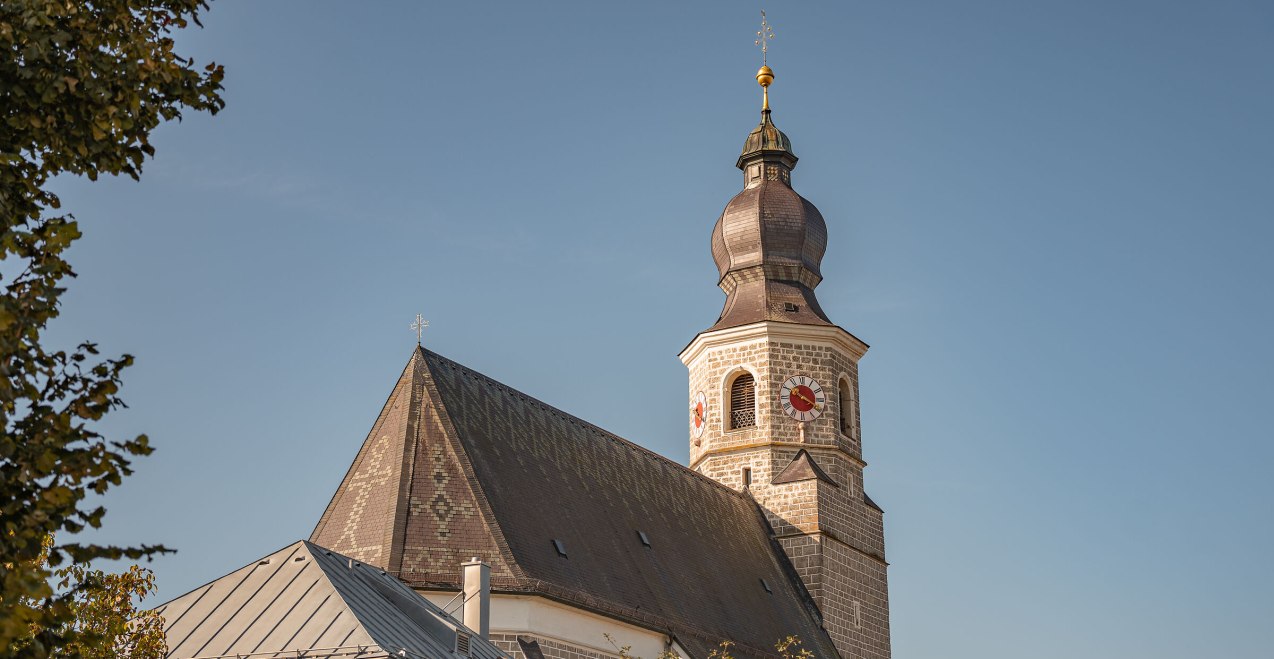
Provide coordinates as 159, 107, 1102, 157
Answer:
755, 10, 775, 66
754, 10, 776, 112
411, 313, 429, 346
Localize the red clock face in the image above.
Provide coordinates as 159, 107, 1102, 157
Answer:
779, 375, 825, 422
788, 385, 817, 413
690, 391, 708, 438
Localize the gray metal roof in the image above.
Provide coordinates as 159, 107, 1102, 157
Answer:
155, 541, 507, 659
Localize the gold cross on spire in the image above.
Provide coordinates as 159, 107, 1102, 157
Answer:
411, 313, 429, 346
755, 10, 775, 66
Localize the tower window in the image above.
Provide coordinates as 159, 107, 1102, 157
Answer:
839, 378, 857, 438
728, 372, 756, 429
742, 467, 752, 488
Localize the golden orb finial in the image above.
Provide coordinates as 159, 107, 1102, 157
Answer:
756, 65, 774, 88
756, 65, 774, 111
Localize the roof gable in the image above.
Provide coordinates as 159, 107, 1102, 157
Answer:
311, 352, 424, 570
311, 348, 839, 657
311, 352, 518, 586
420, 350, 839, 658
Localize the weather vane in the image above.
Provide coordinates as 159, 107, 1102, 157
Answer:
755, 10, 775, 66
411, 313, 429, 346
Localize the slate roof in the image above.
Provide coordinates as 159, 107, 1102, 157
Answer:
155, 540, 507, 659
311, 348, 840, 658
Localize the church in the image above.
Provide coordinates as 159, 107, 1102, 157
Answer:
307, 61, 891, 659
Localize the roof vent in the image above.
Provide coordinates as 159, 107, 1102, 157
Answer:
456, 631, 471, 656
257, 559, 271, 566
783, 302, 800, 312
760, 578, 772, 594
293, 556, 305, 562
637, 531, 651, 547
552, 539, 568, 558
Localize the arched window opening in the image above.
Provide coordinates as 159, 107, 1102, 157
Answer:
839, 378, 856, 438
729, 373, 756, 429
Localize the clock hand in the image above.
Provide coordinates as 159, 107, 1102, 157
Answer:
793, 388, 818, 408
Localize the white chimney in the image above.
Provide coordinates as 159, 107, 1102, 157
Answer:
461, 557, 490, 639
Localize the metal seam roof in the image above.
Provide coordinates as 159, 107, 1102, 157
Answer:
156, 541, 507, 659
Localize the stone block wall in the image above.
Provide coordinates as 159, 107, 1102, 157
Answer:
490, 633, 619, 659
684, 324, 889, 659
685, 333, 861, 468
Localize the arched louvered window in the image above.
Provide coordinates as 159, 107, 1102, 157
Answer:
729, 372, 756, 429
839, 377, 856, 438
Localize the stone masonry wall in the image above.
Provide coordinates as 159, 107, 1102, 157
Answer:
686, 325, 889, 659
686, 335, 861, 468
490, 633, 619, 659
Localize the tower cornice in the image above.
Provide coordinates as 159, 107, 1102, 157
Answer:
678, 320, 869, 367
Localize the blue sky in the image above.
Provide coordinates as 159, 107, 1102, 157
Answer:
49, 1, 1273, 657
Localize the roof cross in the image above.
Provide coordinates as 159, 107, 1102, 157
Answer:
755, 10, 775, 66
411, 313, 429, 346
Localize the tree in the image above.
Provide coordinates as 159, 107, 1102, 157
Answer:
53, 562, 166, 659
0, 1, 224, 655
10, 538, 166, 659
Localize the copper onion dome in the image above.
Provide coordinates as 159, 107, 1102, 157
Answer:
707, 67, 832, 331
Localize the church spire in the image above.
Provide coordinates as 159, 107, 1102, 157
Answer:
706, 64, 830, 331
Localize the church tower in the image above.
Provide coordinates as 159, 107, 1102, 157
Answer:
679, 65, 891, 659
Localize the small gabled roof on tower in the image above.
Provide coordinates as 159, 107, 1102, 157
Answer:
771, 449, 839, 487
311, 348, 839, 659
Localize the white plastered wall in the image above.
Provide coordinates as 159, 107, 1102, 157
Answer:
423, 592, 684, 658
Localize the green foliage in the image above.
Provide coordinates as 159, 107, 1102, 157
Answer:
53, 562, 166, 659
605, 634, 810, 659
0, 0, 223, 656
11, 538, 166, 659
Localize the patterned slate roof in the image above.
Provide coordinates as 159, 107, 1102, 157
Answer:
155, 540, 507, 659
311, 349, 840, 658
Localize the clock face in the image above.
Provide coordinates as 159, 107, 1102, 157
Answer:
779, 375, 825, 422
690, 391, 708, 438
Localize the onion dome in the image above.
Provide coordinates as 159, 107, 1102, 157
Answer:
707, 67, 832, 332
